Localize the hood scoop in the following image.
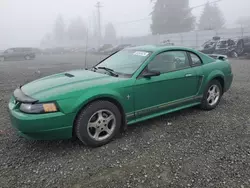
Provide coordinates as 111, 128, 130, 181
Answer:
64, 73, 74, 78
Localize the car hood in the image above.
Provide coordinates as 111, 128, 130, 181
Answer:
21, 69, 126, 101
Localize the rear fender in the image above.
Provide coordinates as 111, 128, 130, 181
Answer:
203, 70, 225, 92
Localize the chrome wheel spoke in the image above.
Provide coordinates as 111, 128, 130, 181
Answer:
87, 109, 116, 141
210, 97, 215, 103
88, 122, 97, 128
207, 84, 220, 106
105, 114, 115, 123
215, 91, 219, 97
93, 129, 101, 139
104, 126, 112, 134
97, 110, 104, 119
211, 86, 216, 93
209, 86, 215, 95
207, 95, 212, 102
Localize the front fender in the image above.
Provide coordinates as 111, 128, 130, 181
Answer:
71, 88, 125, 114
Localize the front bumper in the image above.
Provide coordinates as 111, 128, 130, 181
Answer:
8, 98, 75, 140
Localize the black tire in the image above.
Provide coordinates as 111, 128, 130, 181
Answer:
200, 79, 222, 111
75, 100, 122, 147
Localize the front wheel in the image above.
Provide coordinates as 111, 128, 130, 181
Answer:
75, 100, 122, 147
200, 80, 222, 110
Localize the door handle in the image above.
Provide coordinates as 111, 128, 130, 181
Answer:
185, 73, 192, 77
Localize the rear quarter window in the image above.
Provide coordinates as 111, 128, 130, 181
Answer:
189, 52, 202, 66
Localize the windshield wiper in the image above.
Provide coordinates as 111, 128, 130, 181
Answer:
96, 66, 119, 77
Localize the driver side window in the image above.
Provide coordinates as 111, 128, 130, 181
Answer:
147, 51, 190, 73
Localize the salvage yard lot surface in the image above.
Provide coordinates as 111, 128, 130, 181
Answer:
0, 54, 250, 188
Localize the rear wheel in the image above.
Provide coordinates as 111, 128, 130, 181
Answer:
75, 100, 121, 147
200, 80, 222, 110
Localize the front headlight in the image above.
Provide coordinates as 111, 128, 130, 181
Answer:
20, 102, 58, 114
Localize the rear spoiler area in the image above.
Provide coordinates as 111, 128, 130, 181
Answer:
208, 54, 228, 61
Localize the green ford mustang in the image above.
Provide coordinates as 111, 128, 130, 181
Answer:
8, 45, 233, 147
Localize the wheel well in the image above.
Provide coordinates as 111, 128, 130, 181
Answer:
72, 97, 127, 137
213, 76, 224, 93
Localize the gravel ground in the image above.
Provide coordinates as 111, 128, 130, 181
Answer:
0, 54, 250, 188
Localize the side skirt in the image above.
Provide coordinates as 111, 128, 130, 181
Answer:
127, 102, 200, 125
126, 96, 202, 125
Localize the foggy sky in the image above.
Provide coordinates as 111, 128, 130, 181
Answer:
1, 0, 250, 49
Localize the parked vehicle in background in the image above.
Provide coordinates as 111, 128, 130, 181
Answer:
0, 47, 36, 61
160, 40, 174, 46
41, 47, 72, 55
86, 47, 97, 53
50, 47, 67, 54
40, 48, 53, 55
200, 36, 250, 58
214, 38, 240, 57
31, 48, 42, 55
234, 36, 250, 56
199, 36, 221, 54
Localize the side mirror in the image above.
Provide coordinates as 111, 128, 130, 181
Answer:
143, 70, 160, 78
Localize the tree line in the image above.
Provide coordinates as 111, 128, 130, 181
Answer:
151, 0, 225, 35
42, 0, 238, 45
41, 15, 117, 46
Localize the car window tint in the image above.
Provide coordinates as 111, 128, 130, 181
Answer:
189, 53, 202, 66
148, 51, 190, 73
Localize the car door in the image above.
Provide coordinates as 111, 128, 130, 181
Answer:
133, 50, 201, 118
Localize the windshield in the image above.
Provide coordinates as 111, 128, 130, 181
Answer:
95, 49, 152, 75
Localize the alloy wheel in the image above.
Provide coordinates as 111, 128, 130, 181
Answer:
207, 84, 220, 106
87, 109, 116, 141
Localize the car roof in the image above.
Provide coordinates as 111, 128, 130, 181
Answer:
126, 45, 197, 53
